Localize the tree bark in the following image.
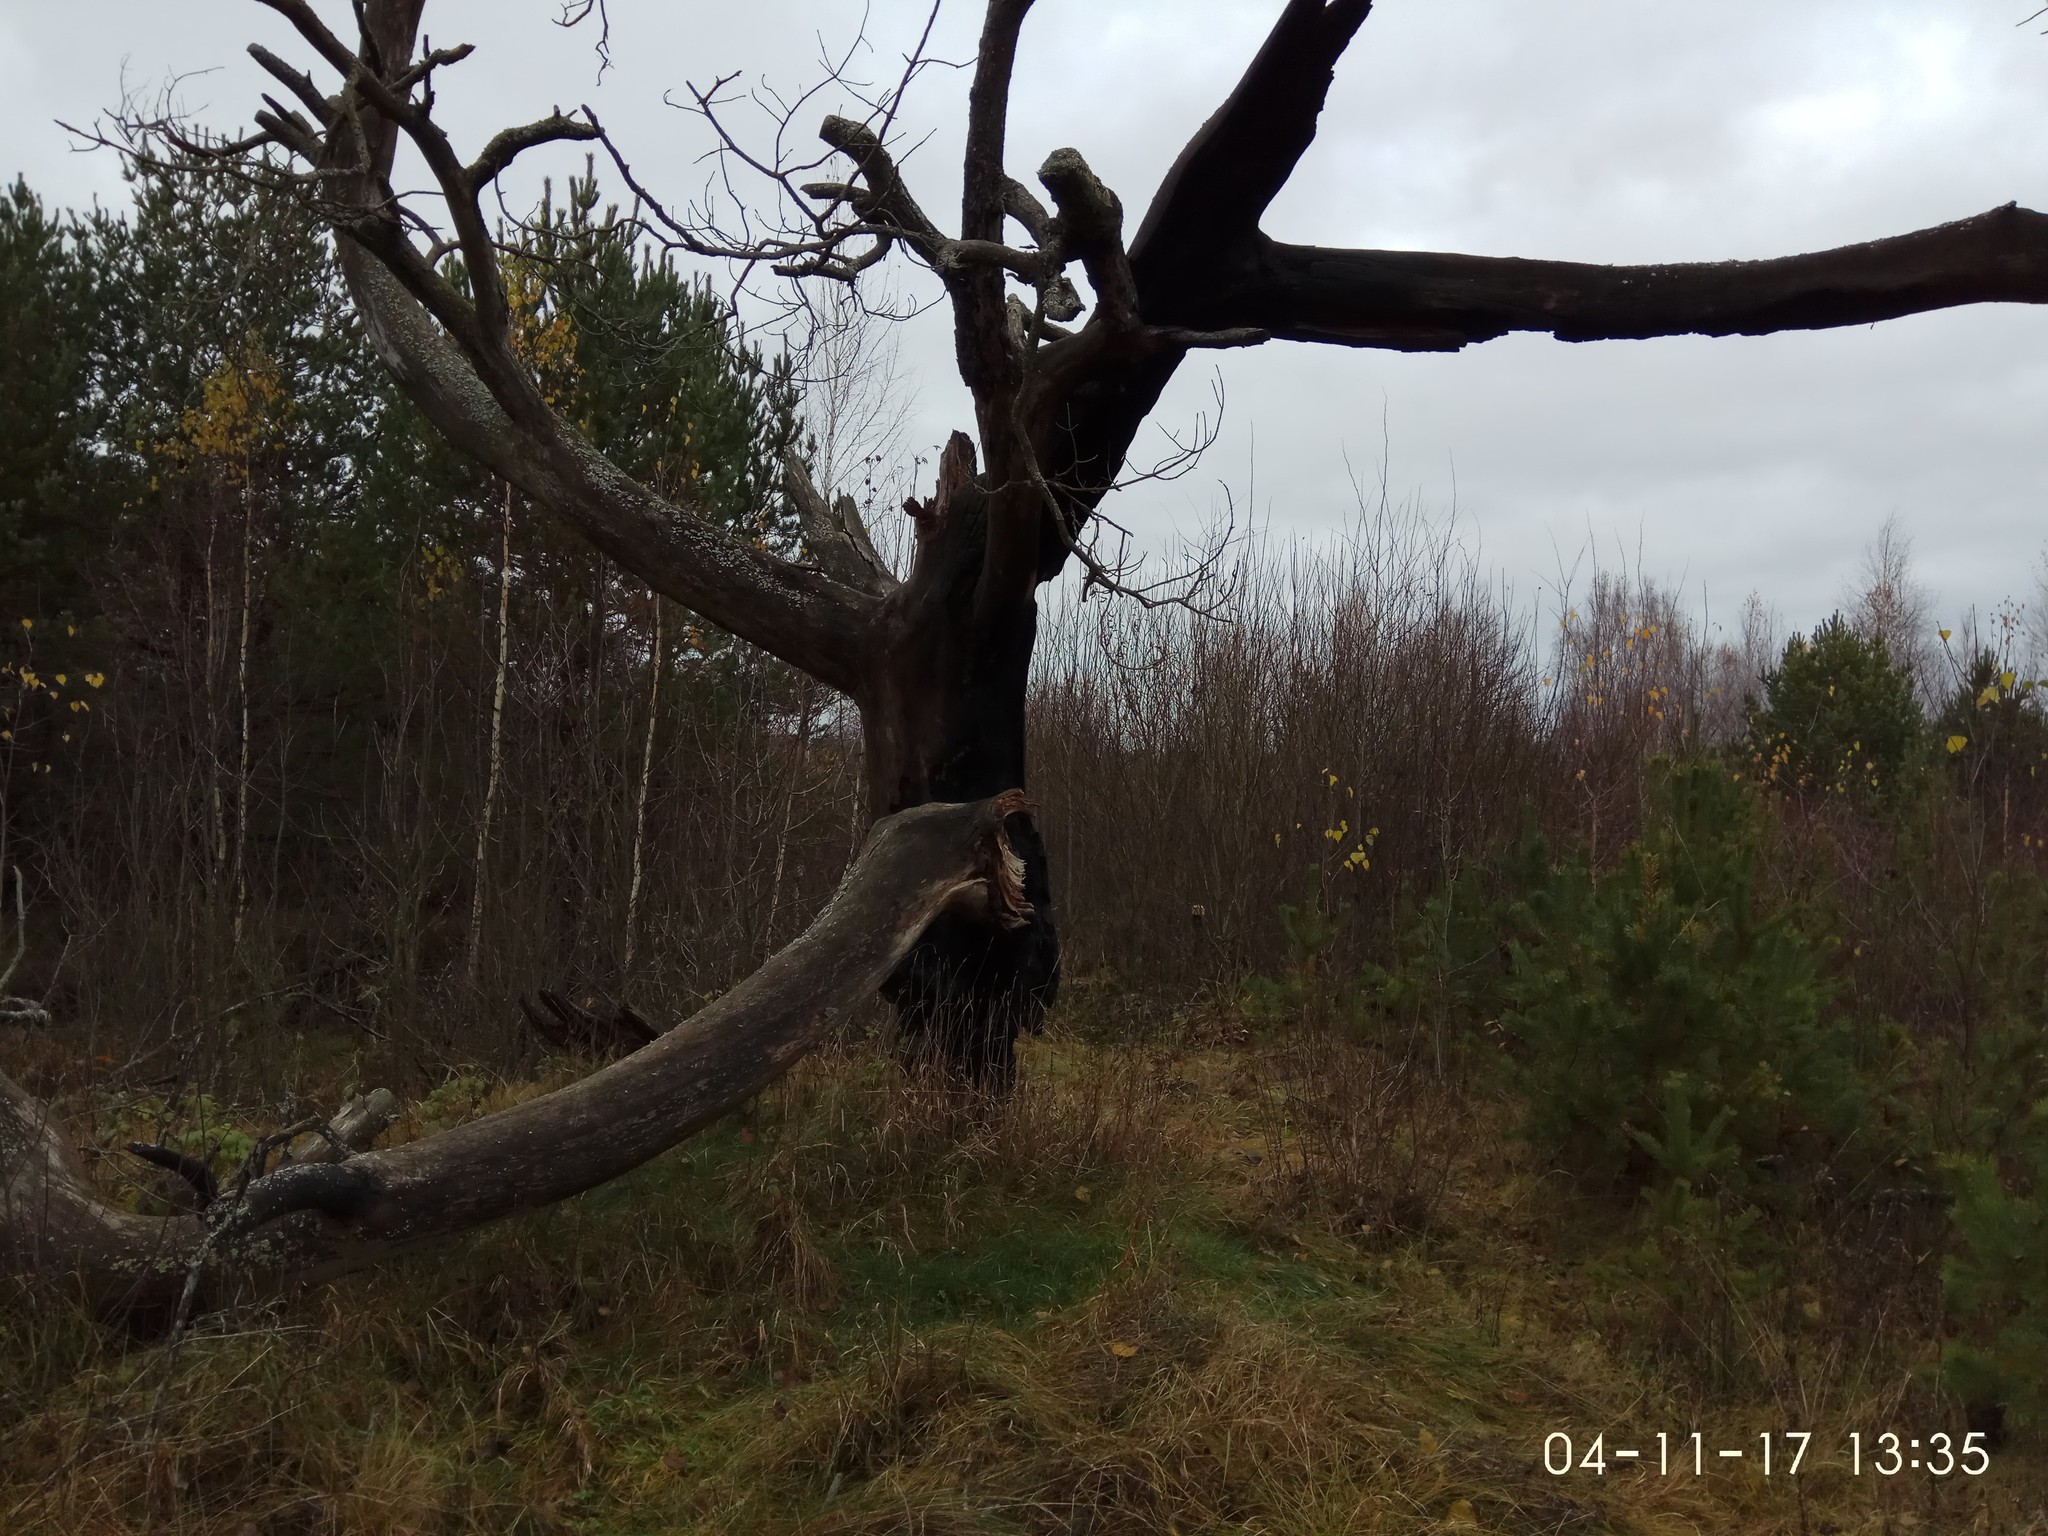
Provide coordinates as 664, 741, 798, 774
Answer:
858, 458, 1058, 1089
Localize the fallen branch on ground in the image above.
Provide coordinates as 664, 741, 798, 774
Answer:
0, 793, 1032, 1323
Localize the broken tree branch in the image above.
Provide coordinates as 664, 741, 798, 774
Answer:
223, 0, 887, 692
2, 795, 1033, 1317
784, 451, 899, 599
468, 110, 602, 190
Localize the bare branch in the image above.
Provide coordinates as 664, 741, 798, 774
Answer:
964, 1, 1033, 245
0, 868, 32, 1000
468, 110, 602, 189
126, 1144, 220, 1209
1022, 415, 1237, 617
302, 1090, 401, 1164
247, 43, 337, 127
554, 0, 614, 79
1037, 146, 1137, 327
784, 450, 900, 598
1002, 175, 1054, 248
390, 42, 476, 93
521, 990, 661, 1059
1187, 207, 2048, 351
253, 0, 363, 86
1107, 373, 1228, 493
954, 0, 1035, 392
816, 114, 949, 260
1129, 0, 1373, 297
1006, 294, 1072, 347
335, 242, 877, 690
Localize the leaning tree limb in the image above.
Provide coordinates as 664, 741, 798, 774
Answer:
1, 795, 1033, 1319
233, 0, 884, 696
328, 246, 876, 696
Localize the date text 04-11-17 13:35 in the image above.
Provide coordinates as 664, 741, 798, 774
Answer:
1542, 1431, 1992, 1477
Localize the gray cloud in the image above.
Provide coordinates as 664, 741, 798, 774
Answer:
6, 1, 2046, 640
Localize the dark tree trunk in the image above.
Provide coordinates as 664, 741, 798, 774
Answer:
859, 462, 1059, 1089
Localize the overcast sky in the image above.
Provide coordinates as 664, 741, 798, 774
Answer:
6, 1, 2048, 649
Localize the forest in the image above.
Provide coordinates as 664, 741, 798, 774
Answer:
3, 2, 2048, 1532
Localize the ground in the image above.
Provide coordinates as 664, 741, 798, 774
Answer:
3, 989, 2043, 1535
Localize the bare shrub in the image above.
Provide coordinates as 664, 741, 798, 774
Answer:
1031, 501, 1548, 991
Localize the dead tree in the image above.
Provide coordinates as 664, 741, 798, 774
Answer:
11, 0, 2048, 1305
187, 0, 2048, 1089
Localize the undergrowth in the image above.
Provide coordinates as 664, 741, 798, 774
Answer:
4, 998, 2043, 1535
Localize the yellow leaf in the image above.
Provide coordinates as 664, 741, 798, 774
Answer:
1418, 1427, 1439, 1456
1108, 1340, 1139, 1359
1948, 735, 1969, 754
53, 674, 65, 686
1074, 1186, 1091, 1204
1941, 628, 1952, 641
1446, 1497, 1478, 1526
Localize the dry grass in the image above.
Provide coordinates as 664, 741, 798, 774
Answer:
5, 1006, 2043, 1536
